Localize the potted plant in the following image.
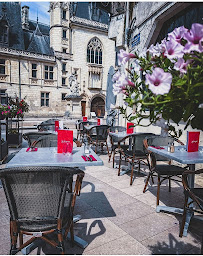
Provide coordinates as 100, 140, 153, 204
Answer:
113, 23, 203, 138
0, 104, 11, 120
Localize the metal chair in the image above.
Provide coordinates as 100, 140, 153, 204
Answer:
37, 119, 58, 131
23, 132, 52, 147
108, 126, 128, 168
0, 166, 84, 255
89, 125, 110, 154
143, 135, 187, 206
118, 133, 155, 185
179, 169, 203, 254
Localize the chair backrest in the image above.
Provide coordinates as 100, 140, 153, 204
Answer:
131, 133, 155, 154
23, 132, 52, 147
34, 134, 58, 147
109, 126, 126, 132
145, 134, 174, 161
37, 119, 58, 131
96, 125, 109, 141
0, 166, 75, 221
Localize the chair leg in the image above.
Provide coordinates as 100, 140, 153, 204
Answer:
118, 151, 122, 176
106, 140, 109, 156
10, 221, 18, 255
108, 150, 112, 162
57, 220, 65, 255
169, 176, 171, 192
179, 195, 188, 237
70, 221, 74, 248
112, 149, 115, 168
130, 161, 134, 185
143, 172, 151, 193
19, 231, 23, 247
157, 175, 161, 206
138, 161, 141, 173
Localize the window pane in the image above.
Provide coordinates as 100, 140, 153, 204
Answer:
87, 48, 90, 62
63, 10, 66, 19
32, 70, 37, 78
91, 49, 94, 63
99, 51, 102, 64
63, 30, 66, 38
62, 63, 66, 71
49, 66, 53, 71
45, 65, 48, 71
62, 78, 66, 85
0, 59, 5, 64
45, 72, 48, 79
62, 93, 66, 100
32, 64, 37, 69
0, 66, 5, 74
46, 99, 49, 107
95, 50, 98, 64
41, 92, 44, 97
46, 93, 49, 99
63, 48, 66, 53
49, 72, 53, 80
41, 99, 44, 106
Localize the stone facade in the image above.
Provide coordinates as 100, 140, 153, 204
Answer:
0, 2, 116, 118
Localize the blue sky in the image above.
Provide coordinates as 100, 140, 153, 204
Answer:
21, 1, 50, 25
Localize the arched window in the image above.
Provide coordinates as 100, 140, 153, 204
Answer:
87, 37, 102, 65
0, 20, 9, 45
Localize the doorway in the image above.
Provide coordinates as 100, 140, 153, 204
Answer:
90, 97, 105, 117
81, 101, 86, 116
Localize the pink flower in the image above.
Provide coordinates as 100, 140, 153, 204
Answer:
1, 111, 3, 115
112, 70, 121, 82
118, 49, 136, 66
163, 39, 184, 60
148, 43, 163, 57
168, 26, 188, 43
174, 58, 190, 74
145, 67, 172, 95
113, 73, 135, 95
184, 23, 203, 53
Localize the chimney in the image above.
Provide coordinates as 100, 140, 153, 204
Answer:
22, 5, 29, 30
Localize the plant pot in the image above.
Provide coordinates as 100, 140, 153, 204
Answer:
8, 133, 22, 147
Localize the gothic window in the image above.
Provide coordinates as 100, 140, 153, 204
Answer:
0, 20, 9, 45
87, 37, 102, 65
32, 63, 37, 78
41, 92, 49, 107
63, 30, 67, 39
0, 59, 5, 74
62, 10, 66, 19
44, 65, 53, 80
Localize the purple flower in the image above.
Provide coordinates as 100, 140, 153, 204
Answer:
148, 43, 162, 57
174, 58, 190, 74
184, 23, 203, 53
113, 73, 135, 95
145, 67, 172, 95
163, 39, 184, 60
118, 49, 136, 66
112, 70, 121, 82
168, 26, 188, 43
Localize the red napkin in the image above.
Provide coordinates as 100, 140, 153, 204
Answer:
26, 147, 30, 152
151, 146, 165, 149
81, 155, 97, 161
82, 156, 87, 161
31, 148, 38, 151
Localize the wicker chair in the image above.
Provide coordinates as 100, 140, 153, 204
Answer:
108, 126, 128, 168
179, 169, 203, 254
118, 133, 155, 185
37, 119, 58, 132
143, 135, 187, 206
77, 121, 89, 142
88, 125, 110, 154
0, 166, 84, 255
23, 132, 52, 147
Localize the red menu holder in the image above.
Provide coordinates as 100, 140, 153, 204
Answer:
55, 120, 59, 132
57, 130, 73, 153
187, 131, 200, 152
127, 122, 134, 134
83, 116, 87, 122
97, 119, 100, 125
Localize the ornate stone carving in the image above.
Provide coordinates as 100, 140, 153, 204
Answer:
69, 73, 80, 96
70, 16, 108, 30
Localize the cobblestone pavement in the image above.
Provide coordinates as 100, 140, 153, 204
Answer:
0, 139, 202, 255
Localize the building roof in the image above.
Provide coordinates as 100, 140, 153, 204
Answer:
74, 2, 109, 24
0, 2, 25, 50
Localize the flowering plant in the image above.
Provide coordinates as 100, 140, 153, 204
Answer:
113, 23, 203, 138
0, 104, 11, 118
8, 97, 29, 118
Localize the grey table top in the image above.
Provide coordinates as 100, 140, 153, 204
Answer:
6, 146, 103, 168
109, 131, 137, 141
148, 146, 203, 164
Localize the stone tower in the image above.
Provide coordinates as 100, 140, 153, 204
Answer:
49, 2, 70, 53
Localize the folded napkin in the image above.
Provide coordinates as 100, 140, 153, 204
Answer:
151, 146, 165, 149
82, 155, 97, 161
26, 147, 38, 152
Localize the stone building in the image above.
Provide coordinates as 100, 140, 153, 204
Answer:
0, 2, 116, 118
97, 2, 203, 131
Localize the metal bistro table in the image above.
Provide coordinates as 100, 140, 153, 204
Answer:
148, 145, 203, 236
6, 146, 103, 254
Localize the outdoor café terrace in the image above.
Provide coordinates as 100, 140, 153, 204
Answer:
0, 118, 202, 255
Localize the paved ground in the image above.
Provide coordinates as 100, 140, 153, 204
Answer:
0, 139, 202, 254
